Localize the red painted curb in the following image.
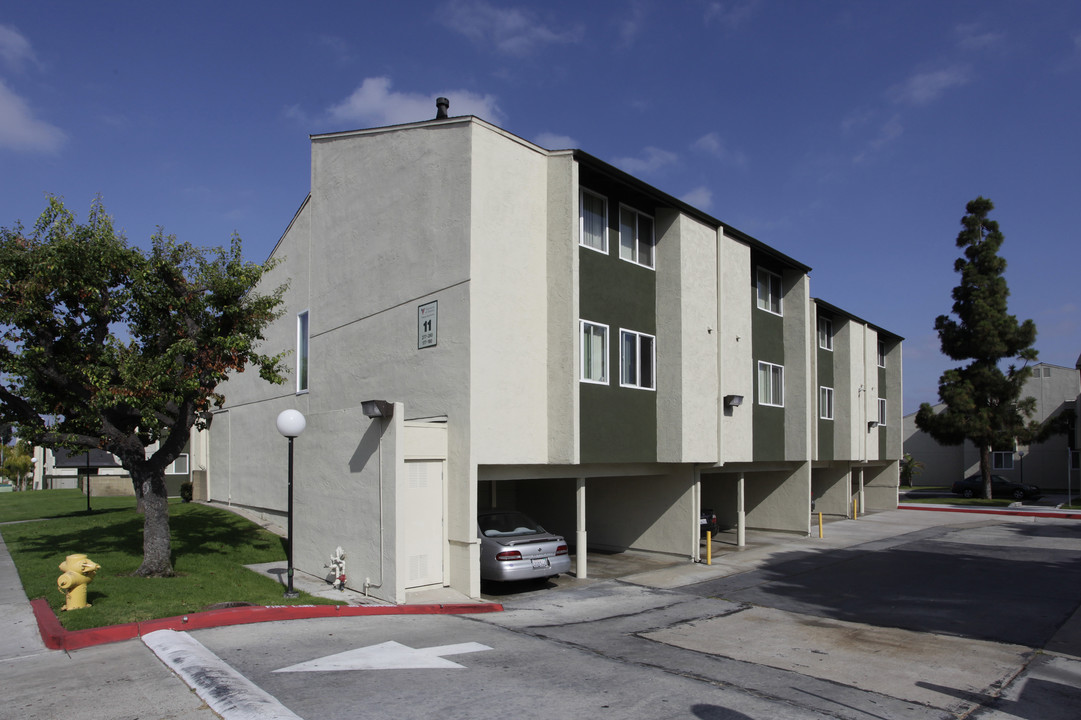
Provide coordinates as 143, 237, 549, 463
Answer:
31, 597, 504, 651
898, 504, 1081, 519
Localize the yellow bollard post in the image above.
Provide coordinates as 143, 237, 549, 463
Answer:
706, 531, 712, 565
818, 512, 823, 538
853, 497, 858, 520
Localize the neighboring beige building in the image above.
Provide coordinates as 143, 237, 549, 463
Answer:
208, 108, 903, 604
904, 360, 1081, 491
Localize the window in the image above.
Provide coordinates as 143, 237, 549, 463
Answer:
580, 320, 608, 384
878, 398, 887, 426
819, 387, 834, 420
620, 329, 656, 390
756, 268, 782, 315
296, 310, 310, 393
1043, 367, 1052, 378
619, 205, 655, 269
992, 452, 1014, 470
757, 361, 784, 407
580, 189, 608, 253
877, 340, 887, 368
166, 454, 190, 475
817, 317, 833, 350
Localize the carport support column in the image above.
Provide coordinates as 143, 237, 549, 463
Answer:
576, 477, 587, 579
857, 468, 865, 516
737, 472, 746, 547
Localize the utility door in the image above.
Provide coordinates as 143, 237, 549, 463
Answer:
402, 459, 444, 588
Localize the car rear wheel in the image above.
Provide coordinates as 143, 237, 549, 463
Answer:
963, 488, 975, 498
1013, 489, 1025, 500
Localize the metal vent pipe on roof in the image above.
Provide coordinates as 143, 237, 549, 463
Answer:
436, 97, 449, 119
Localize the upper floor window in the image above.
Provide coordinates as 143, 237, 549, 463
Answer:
877, 398, 887, 426
819, 386, 834, 420
756, 268, 782, 315
877, 340, 887, 368
297, 310, 310, 393
817, 317, 833, 350
580, 189, 608, 254
619, 205, 655, 269
580, 320, 609, 384
620, 329, 656, 390
757, 361, 784, 407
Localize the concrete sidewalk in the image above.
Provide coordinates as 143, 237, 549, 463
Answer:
0, 529, 48, 662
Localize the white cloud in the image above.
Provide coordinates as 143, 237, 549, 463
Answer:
681, 186, 712, 210
612, 146, 679, 176
326, 77, 503, 127
534, 132, 576, 149
438, 0, 583, 56
0, 24, 38, 72
692, 132, 747, 167
853, 114, 904, 164
955, 23, 1003, 51
618, 1, 649, 47
890, 66, 971, 106
704, 0, 760, 29
0, 78, 66, 153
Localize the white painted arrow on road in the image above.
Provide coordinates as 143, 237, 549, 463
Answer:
273, 641, 492, 672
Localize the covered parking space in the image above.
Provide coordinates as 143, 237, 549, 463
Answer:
700, 462, 814, 549
477, 464, 700, 580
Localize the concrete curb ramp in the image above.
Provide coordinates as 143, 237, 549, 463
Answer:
144, 629, 301, 720
31, 597, 503, 650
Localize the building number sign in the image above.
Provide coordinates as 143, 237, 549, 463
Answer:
418, 301, 437, 349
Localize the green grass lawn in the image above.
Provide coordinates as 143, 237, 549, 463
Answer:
0, 490, 340, 631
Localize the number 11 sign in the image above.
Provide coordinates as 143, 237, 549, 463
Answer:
418, 301, 437, 349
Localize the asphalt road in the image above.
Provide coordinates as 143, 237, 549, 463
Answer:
6, 509, 1081, 719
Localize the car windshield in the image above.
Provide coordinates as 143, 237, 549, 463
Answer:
479, 512, 545, 538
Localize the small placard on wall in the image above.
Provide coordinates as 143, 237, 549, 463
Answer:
418, 301, 437, 349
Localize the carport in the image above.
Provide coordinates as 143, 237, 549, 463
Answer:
700, 463, 815, 547
478, 464, 700, 579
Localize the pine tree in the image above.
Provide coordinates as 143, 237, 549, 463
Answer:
915, 197, 1038, 500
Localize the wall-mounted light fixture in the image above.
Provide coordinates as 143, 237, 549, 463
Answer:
362, 400, 394, 419
724, 395, 744, 408
868, 420, 880, 430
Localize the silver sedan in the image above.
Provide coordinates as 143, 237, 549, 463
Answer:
478, 510, 571, 582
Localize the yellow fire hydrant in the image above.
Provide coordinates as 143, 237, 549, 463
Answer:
57, 554, 101, 611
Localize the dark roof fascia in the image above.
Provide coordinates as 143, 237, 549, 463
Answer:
572, 150, 811, 274
814, 298, 904, 341
53, 448, 121, 468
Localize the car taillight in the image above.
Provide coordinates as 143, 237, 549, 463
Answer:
555, 545, 568, 555
496, 550, 522, 562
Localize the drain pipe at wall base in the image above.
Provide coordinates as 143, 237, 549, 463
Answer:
363, 415, 386, 598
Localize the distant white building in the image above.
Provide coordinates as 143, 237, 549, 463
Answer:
904, 360, 1081, 490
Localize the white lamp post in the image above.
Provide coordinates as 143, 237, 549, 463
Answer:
276, 409, 306, 598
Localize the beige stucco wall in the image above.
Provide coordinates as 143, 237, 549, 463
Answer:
546, 153, 578, 464
657, 212, 719, 462
718, 232, 753, 462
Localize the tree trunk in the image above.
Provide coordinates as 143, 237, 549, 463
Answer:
131, 466, 174, 577
979, 444, 993, 500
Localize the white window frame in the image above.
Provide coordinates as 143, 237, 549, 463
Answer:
818, 317, 833, 351
992, 451, 1014, 470
756, 267, 783, 315
757, 361, 784, 407
579, 188, 608, 254
296, 310, 310, 394
878, 398, 887, 426
877, 340, 887, 368
166, 454, 190, 475
819, 386, 834, 420
619, 328, 656, 390
579, 320, 609, 385
618, 204, 655, 269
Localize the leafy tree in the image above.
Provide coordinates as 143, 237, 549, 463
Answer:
899, 453, 924, 486
2, 440, 33, 490
915, 197, 1038, 499
0, 196, 286, 576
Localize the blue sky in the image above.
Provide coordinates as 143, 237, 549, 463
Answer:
2, 1, 1079, 414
